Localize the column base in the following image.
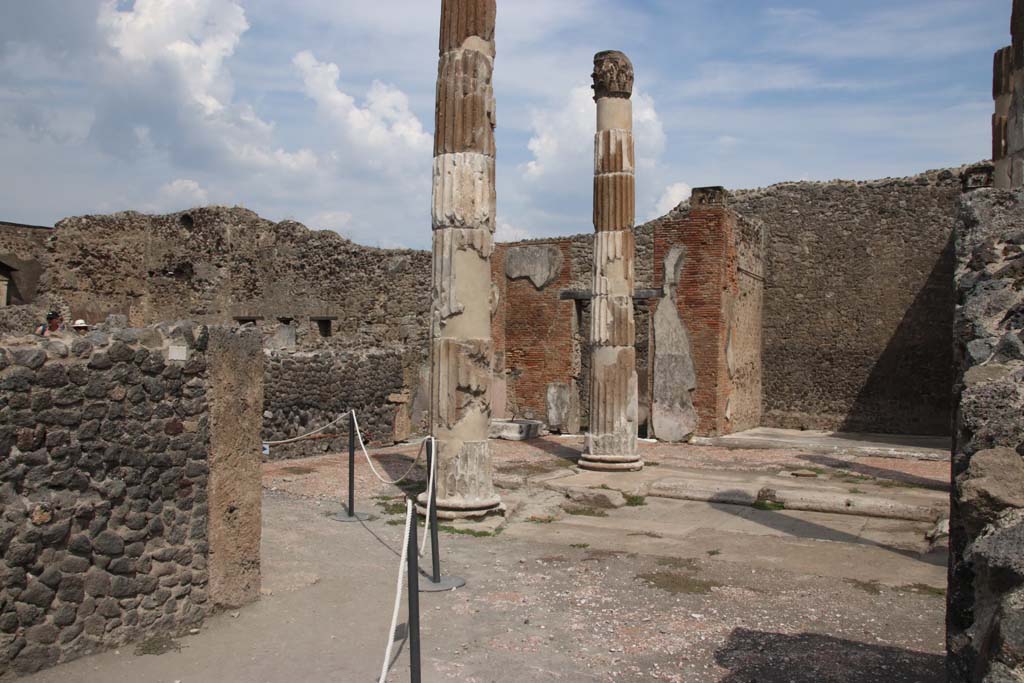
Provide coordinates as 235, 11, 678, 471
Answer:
417, 494, 504, 520
578, 454, 644, 472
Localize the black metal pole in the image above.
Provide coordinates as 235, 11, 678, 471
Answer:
406, 500, 422, 683
333, 411, 371, 523
428, 440, 441, 583
347, 411, 356, 516
418, 437, 465, 593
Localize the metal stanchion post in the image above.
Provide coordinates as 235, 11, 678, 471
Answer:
419, 438, 466, 592
406, 499, 422, 683
333, 411, 372, 523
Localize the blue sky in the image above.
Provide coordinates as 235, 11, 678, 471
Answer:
0, 0, 1012, 248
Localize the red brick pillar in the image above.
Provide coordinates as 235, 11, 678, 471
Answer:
652, 187, 737, 437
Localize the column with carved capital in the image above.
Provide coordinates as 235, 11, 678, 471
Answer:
425, 0, 502, 518
581, 51, 643, 472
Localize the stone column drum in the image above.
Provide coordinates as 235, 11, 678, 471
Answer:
994, 46, 1014, 189
1010, 0, 1024, 188
581, 51, 643, 472
425, 0, 502, 518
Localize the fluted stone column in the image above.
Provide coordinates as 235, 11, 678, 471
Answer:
425, 0, 501, 519
581, 51, 642, 473
1010, 0, 1024, 188
994, 46, 1013, 189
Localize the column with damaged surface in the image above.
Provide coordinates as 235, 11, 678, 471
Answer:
427, 0, 501, 518
1009, 0, 1024, 187
994, 46, 1014, 189
582, 51, 643, 472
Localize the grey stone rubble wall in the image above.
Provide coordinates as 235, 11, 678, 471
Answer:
0, 323, 245, 677
729, 167, 965, 436
42, 209, 432, 354
948, 188, 1024, 682
262, 348, 407, 459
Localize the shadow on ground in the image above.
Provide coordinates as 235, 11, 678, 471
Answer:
796, 453, 949, 492
513, 437, 582, 465
714, 628, 945, 683
707, 495, 945, 567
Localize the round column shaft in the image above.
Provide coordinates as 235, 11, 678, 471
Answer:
426, 0, 502, 518
582, 51, 642, 472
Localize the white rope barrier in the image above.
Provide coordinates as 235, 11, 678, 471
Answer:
378, 498, 414, 683
352, 410, 425, 485
419, 438, 437, 557
263, 412, 349, 446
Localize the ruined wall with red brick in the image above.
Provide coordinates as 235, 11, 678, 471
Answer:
492, 239, 577, 422
652, 189, 729, 436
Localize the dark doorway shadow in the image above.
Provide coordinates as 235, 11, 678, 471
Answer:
838, 234, 955, 437
714, 628, 945, 682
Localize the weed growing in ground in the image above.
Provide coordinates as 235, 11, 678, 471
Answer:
438, 525, 495, 538
565, 507, 608, 518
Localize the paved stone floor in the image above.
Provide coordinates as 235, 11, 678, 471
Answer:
694, 427, 951, 461
22, 438, 950, 682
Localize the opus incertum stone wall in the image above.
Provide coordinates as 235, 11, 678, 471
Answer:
262, 348, 408, 459
948, 188, 1024, 682
0, 323, 261, 677
730, 168, 963, 436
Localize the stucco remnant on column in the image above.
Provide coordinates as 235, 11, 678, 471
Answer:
426, 0, 501, 518
582, 51, 643, 472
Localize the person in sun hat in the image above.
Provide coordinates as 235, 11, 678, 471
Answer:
71, 319, 90, 335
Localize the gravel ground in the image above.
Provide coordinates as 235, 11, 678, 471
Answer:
259, 437, 948, 682
430, 538, 945, 682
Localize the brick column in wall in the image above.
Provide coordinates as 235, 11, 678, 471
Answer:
652, 187, 738, 437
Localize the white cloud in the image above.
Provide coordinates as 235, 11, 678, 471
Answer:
523, 86, 666, 181
651, 182, 692, 219
95, 0, 315, 173
495, 220, 533, 243
308, 210, 354, 233
99, 0, 248, 116
293, 50, 430, 172
145, 178, 210, 212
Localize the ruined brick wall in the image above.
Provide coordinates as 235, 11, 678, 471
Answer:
731, 168, 962, 435
0, 323, 261, 677
650, 189, 755, 437
493, 239, 576, 423
492, 229, 654, 433
262, 349, 407, 459
948, 188, 1024, 683
0, 222, 50, 308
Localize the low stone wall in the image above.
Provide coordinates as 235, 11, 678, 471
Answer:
262, 348, 409, 459
0, 323, 261, 677
948, 189, 1024, 682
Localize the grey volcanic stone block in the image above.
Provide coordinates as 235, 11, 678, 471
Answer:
505, 244, 564, 289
